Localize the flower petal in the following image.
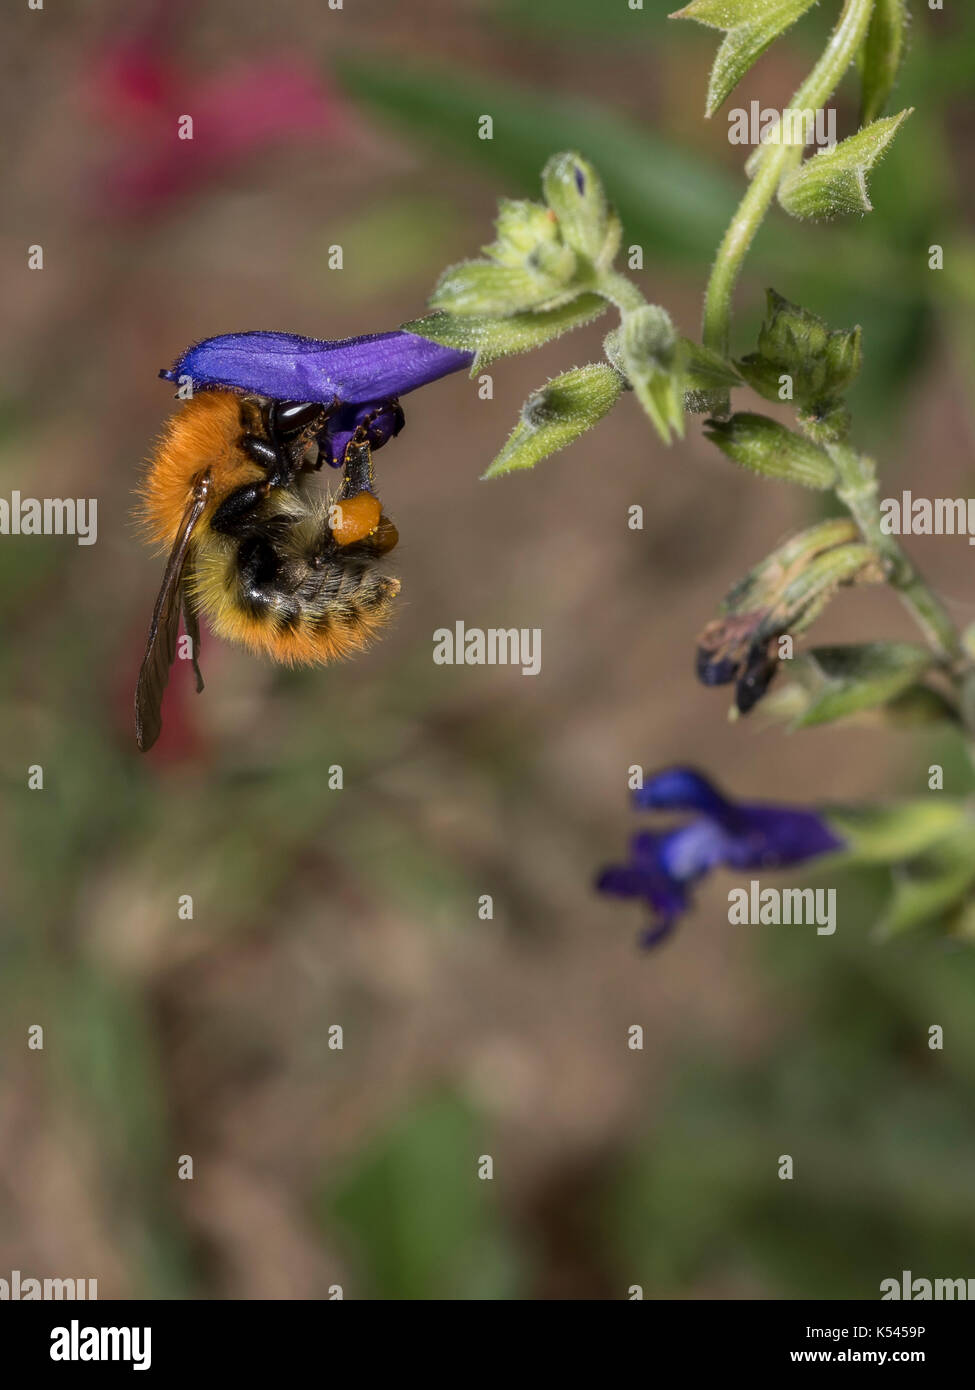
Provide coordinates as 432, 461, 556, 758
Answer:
319, 400, 405, 468
724, 805, 845, 868
160, 330, 473, 405
656, 819, 737, 882
633, 766, 731, 817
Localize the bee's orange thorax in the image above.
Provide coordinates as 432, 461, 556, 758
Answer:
138, 391, 264, 546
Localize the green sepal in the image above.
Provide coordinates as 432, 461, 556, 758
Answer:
670, 0, 817, 117
778, 110, 913, 220
827, 800, 971, 865
876, 823, 975, 938
722, 518, 860, 614
483, 364, 623, 478
759, 546, 881, 641
703, 412, 836, 489
788, 641, 935, 728
403, 296, 609, 370
877, 685, 959, 728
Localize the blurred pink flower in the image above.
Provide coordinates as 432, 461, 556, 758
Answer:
86, 36, 350, 216
118, 616, 210, 767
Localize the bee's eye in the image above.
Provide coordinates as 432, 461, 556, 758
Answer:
275, 401, 325, 437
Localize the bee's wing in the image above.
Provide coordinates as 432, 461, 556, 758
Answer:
135, 473, 211, 752
181, 556, 205, 695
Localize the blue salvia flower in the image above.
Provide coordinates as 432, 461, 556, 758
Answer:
160, 329, 474, 465
597, 767, 845, 947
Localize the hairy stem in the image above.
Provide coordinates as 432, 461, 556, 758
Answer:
702, 0, 877, 361
827, 438, 965, 668
597, 269, 647, 314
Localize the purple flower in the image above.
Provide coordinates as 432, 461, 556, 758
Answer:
160, 330, 474, 466
596, 767, 845, 948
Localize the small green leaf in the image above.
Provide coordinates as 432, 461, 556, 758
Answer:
858, 0, 910, 126
403, 296, 609, 369
703, 412, 836, 489
484, 364, 623, 477
429, 257, 579, 317
671, 0, 818, 117
618, 305, 685, 444
541, 152, 621, 270
778, 110, 914, 220
828, 800, 970, 865
791, 641, 935, 728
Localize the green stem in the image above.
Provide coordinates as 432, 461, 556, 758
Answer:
702, 0, 877, 360
597, 269, 647, 314
826, 438, 965, 667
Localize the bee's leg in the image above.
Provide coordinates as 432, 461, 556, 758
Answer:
267, 399, 336, 486
240, 434, 279, 470
210, 480, 271, 537
339, 435, 375, 499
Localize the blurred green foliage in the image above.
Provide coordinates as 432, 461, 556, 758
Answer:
607, 865, 975, 1298
317, 1093, 525, 1299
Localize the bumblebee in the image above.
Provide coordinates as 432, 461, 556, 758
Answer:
135, 390, 400, 752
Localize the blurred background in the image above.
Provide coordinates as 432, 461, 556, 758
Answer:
2, 0, 975, 1300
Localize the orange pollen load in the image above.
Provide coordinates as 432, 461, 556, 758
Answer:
330, 491, 383, 546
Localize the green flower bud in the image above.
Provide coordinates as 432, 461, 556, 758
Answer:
703, 412, 836, 489
617, 305, 685, 444
485, 199, 561, 267
483, 364, 623, 477
778, 110, 913, 220
483, 197, 578, 288
736, 290, 862, 425
430, 257, 578, 317
541, 152, 621, 271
